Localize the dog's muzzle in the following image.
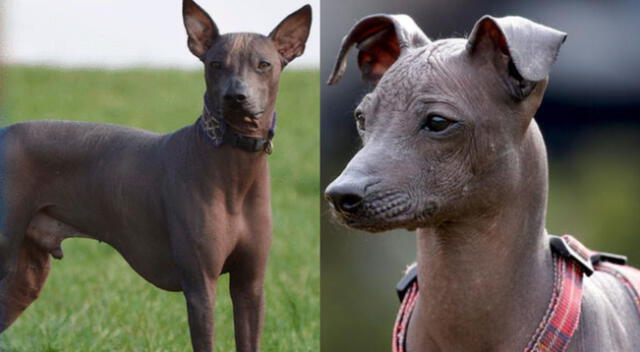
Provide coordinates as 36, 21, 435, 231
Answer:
326, 178, 420, 232
325, 180, 365, 215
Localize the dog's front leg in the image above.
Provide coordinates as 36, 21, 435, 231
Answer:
182, 274, 218, 352
230, 265, 266, 352
170, 228, 220, 351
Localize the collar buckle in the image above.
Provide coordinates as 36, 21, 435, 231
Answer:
550, 235, 594, 276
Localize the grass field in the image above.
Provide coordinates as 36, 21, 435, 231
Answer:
0, 66, 319, 351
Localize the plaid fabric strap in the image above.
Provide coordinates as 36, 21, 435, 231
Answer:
562, 235, 640, 315
566, 235, 640, 320
524, 235, 586, 352
392, 235, 594, 352
392, 268, 418, 352
597, 263, 640, 314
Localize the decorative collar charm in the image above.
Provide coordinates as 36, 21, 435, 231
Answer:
198, 95, 276, 154
199, 98, 226, 147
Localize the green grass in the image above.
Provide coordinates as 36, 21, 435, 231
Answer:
0, 66, 319, 351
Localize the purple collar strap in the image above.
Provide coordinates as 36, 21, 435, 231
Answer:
198, 95, 276, 155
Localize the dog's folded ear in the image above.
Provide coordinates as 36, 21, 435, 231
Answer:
467, 16, 567, 100
269, 5, 312, 67
183, 0, 219, 60
327, 14, 430, 85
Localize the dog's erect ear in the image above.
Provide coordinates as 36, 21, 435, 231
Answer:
183, 0, 219, 60
467, 16, 567, 100
269, 5, 312, 67
327, 14, 430, 85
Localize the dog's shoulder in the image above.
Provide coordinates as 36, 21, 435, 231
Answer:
575, 268, 640, 350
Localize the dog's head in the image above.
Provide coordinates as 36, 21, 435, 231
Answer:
183, 0, 311, 127
325, 15, 566, 232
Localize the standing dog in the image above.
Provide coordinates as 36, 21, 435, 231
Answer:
0, 1, 311, 351
325, 14, 640, 351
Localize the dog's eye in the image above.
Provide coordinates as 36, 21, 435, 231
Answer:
258, 61, 271, 70
354, 110, 365, 130
210, 61, 223, 69
422, 115, 453, 133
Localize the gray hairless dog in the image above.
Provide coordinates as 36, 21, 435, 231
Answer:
325, 14, 640, 351
0, 1, 311, 351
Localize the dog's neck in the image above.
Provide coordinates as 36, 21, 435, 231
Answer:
410, 121, 555, 351
187, 99, 275, 213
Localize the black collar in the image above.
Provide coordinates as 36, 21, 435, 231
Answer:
198, 96, 276, 155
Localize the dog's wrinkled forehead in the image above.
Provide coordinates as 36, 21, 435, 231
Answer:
204, 34, 279, 64
370, 39, 469, 109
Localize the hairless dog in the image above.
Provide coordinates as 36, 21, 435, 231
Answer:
0, 1, 311, 351
326, 14, 640, 351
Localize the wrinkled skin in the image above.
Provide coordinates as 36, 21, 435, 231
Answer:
331, 39, 536, 233
326, 14, 640, 351
0, 1, 311, 352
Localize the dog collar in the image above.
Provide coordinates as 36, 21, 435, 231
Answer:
198, 95, 276, 155
391, 235, 626, 352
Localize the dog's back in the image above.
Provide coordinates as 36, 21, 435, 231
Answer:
0, 120, 183, 293
0, 120, 168, 236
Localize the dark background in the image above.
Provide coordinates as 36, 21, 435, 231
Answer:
321, 0, 640, 351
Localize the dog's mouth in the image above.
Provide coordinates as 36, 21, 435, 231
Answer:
329, 192, 438, 233
249, 110, 265, 119
222, 101, 264, 120
224, 108, 265, 121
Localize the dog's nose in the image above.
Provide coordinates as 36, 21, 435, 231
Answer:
224, 92, 247, 103
325, 181, 365, 214
224, 80, 249, 104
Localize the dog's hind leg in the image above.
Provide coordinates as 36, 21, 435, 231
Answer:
0, 207, 48, 334
0, 129, 86, 333
0, 235, 51, 334
0, 135, 36, 333
0, 211, 83, 333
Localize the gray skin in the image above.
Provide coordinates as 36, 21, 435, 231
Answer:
325, 14, 640, 351
0, 1, 311, 351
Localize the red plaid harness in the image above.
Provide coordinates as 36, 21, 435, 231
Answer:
392, 235, 640, 352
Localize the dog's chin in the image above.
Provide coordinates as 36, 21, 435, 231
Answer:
343, 217, 421, 233
330, 207, 436, 233
244, 110, 265, 120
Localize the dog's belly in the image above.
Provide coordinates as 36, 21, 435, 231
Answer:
28, 211, 183, 292
108, 234, 183, 292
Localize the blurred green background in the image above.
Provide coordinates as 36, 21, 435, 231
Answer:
320, 0, 640, 351
0, 66, 319, 352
